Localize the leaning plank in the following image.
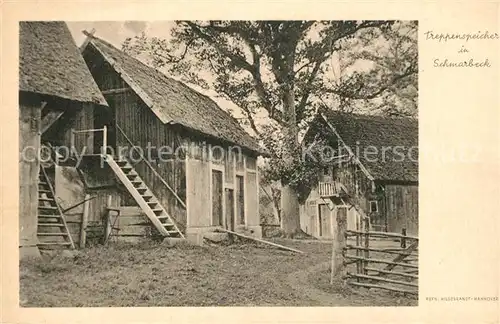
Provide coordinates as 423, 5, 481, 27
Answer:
216, 229, 305, 254
384, 241, 418, 271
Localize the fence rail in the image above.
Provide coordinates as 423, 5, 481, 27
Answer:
338, 217, 419, 295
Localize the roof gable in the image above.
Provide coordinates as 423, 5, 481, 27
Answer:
320, 109, 418, 182
83, 35, 263, 154
19, 21, 107, 106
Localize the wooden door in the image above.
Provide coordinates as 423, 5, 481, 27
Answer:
318, 204, 332, 237
225, 188, 235, 230
212, 170, 223, 226
236, 175, 245, 225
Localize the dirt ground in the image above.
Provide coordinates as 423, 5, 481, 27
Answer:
19, 239, 417, 307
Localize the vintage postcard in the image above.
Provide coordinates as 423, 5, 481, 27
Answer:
1, 1, 498, 323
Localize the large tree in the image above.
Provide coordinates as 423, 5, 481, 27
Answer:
122, 20, 417, 236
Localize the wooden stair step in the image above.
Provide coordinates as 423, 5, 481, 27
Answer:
39, 189, 52, 193
39, 214, 61, 218
38, 206, 58, 211
38, 232, 68, 236
38, 197, 55, 202
38, 242, 72, 246
38, 223, 65, 227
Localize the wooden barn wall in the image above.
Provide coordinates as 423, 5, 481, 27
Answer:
42, 101, 96, 154
19, 98, 42, 255
384, 184, 419, 235
83, 55, 187, 229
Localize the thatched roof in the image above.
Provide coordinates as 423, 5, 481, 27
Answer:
19, 21, 107, 106
84, 35, 263, 155
320, 109, 418, 183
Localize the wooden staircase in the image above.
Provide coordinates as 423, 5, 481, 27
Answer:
37, 165, 75, 250
105, 155, 184, 239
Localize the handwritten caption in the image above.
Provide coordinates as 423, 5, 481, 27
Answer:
424, 31, 499, 68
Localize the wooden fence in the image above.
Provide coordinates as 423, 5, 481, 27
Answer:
337, 217, 418, 295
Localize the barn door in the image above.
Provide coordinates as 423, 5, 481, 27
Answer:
211, 170, 223, 226
318, 204, 332, 237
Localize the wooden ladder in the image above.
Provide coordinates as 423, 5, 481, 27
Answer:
105, 155, 184, 239
37, 165, 75, 250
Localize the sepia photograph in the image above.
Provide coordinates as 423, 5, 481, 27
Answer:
18, 20, 418, 307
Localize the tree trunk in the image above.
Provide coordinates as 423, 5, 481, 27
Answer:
281, 184, 301, 235
280, 83, 302, 236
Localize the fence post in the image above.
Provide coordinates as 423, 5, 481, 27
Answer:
355, 216, 361, 280
363, 217, 370, 275
330, 207, 347, 285
401, 227, 407, 248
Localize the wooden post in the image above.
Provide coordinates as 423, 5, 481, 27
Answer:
363, 217, 370, 275
330, 205, 347, 285
401, 227, 407, 248
80, 194, 90, 248
104, 195, 112, 245
355, 216, 361, 280
102, 125, 107, 155
70, 129, 75, 156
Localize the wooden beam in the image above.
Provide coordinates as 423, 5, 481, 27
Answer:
41, 110, 64, 134
80, 28, 96, 52
383, 241, 418, 271
348, 281, 417, 295
101, 88, 132, 95
216, 228, 305, 254
347, 272, 418, 287
80, 194, 90, 248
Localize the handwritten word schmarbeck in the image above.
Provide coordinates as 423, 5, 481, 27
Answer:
434, 58, 491, 68
424, 31, 499, 42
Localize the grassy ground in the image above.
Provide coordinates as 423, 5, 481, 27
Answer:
20, 239, 417, 307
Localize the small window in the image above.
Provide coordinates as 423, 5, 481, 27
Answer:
370, 200, 378, 213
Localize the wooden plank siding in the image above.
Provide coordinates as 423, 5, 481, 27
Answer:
384, 184, 419, 235
41, 100, 96, 154
83, 52, 188, 230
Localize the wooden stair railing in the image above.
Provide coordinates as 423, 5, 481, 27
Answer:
105, 155, 184, 239
115, 124, 186, 210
